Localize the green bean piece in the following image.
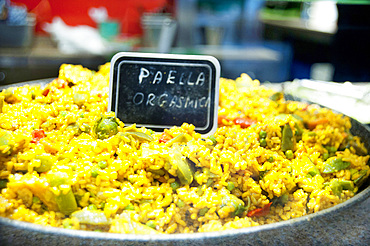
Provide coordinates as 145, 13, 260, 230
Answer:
56, 189, 78, 215
349, 141, 368, 156
73, 93, 87, 107
269, 92, 283, 101
353, 170, 368, 187
167, 133, 188, 145
170, 181, 180, 191
259, 170, 269, 180
71, 209, 109, 225
281, 124, 294, 152
330, 180, 342, 197
322, 158, 351, 174
0, 132, 13, 156
307, 165, 320, 177
208, 135, 217, 146
339, 180, 354, 191
169, 146, 194, 185
222, 193, 246, 217
227, 182, 235, 191
146, 220, 156, 229
259, 130, 267, 139
0, 179, 8, 189
198, 207, 209, 216
34, 153, 57, 172
125, 131, 154, 142
93, 116, 119, 140
273, 193, 289, 206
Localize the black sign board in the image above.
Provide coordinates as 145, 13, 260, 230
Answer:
109, 52, 220, 136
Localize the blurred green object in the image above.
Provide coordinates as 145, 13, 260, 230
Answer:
99, 21, 120, 41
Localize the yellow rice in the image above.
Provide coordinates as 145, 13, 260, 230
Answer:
0, 63, 369, 234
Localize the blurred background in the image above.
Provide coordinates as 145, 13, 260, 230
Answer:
0, 0, 369, 85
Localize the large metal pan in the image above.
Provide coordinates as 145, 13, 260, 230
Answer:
0, 79, 369, 246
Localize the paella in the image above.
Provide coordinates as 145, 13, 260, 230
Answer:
0, 63, 368, 234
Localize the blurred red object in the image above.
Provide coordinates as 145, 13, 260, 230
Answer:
11, 0, 168, 36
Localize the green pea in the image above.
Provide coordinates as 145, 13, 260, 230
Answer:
177, 199, 185, 208
91, 167, 99, 178
259, 130, 267, 139
285, 150, 294, 159
259, 138, 267, 147
323, 152, 330, 161
170, 181, 180, 191
98, 160, 107, 169
124, 203, 135, 210
88, 204, 97, 210
227, 182, 235, 191
32, 196, 41, 204
267, 157, 274, 162
59, 111, 67, 117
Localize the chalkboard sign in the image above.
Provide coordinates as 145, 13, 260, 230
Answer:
109, 52, 220, 136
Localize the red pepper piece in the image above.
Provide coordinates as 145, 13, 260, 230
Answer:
31, 129, 46, 144
159, 132, 172, 143
233, 117, 256, 128
42, 88, 50, 97
218, 115, 229, 126
56, 79, 68, 89
247, 202, 272, 217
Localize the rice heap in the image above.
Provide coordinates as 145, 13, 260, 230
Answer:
0, 64, 369, 234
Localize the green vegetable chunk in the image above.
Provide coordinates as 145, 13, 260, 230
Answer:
169, 146, 194, 185
56, 189, 78, 215
329, 180, 354, 197
0, 132, 13, 156
322, 158, 351, 174
93, 116, 119, 140
281, 124, 294, 152
73, 93, 87, 107
71, 209, 109, 225
270, 92, 283, 101
353, 170, 368, 187
208, 135, 217, 146
125, 131, 154, 142
0, 179, 8, 189
222, 193, 246, 217
34, 153, 57, 172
